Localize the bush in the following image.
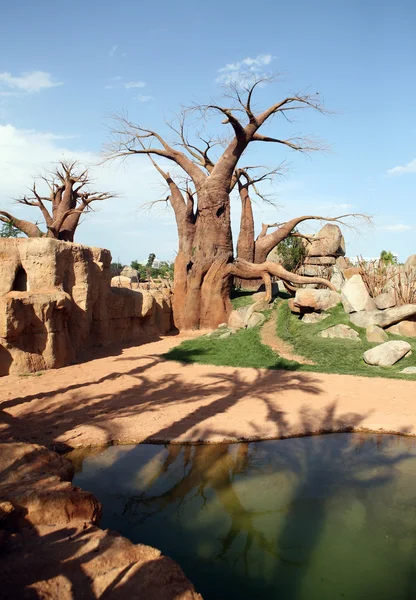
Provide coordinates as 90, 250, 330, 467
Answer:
276, 233, 306, 272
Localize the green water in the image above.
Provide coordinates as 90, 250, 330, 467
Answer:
71, 434, 416, 599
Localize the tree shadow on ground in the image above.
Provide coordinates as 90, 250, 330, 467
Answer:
0, 353, 325, 449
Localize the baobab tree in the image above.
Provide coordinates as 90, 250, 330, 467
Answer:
107, 79, 359, 330
0, 161, 114, 242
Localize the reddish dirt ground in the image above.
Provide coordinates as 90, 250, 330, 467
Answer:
0, 332, 415, 450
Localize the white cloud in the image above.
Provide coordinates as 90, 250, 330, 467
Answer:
0, 71, 62, 94
387, 159, 416, 176
125, 81, 146, 89
216, 54, 275, 85
380, 224, 413, 231
109, 45, 118, 57
138, 95, 153, 102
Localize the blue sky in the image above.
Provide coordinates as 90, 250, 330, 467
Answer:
1, 0, 415, 263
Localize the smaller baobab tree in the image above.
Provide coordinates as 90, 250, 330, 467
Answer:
0, 161, 114, 242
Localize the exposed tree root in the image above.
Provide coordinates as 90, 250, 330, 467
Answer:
229, 258, 336, 302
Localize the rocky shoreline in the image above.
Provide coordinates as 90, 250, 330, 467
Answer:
0, 442, 202, 599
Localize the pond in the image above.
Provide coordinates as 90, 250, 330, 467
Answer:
71, 433, 416, 600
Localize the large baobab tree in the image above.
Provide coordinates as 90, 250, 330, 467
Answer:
0, 161, 114, 242
107, 79, 357, 330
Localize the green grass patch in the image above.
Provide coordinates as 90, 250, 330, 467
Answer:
165, 299, 416, 380
166, 314, 298, 371
276, 301, 416, 379
230, 289, 257, 309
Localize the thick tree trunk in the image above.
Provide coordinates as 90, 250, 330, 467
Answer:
172, 186, 234, 330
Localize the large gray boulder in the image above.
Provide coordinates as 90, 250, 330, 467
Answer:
305, 224, 345, 257
363, 341, 411, 367
341, 274, 376, 313
294, 289, 341, 312
318, 324, 361, 341
350, 304, 416, 329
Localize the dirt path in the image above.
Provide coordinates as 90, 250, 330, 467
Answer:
1, 332, 415, 449
260, 311, 315, 365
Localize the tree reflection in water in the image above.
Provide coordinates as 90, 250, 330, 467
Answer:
74, 429, 416, 600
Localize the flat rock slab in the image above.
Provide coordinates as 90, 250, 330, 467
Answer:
350, 304, 416, 329
318, 324, 361, 341
363, 341, 411, 367
302, 312, 330, 324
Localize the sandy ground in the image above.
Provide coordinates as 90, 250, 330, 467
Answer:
0, 332, 415, 450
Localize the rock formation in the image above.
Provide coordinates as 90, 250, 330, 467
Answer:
0, 238, 173, 376
298, 224, 347, 288
0, 442, 201, 599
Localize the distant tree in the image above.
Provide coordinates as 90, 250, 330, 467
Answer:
146, 253, 156, 268
0, 221, 23, 238
0, 161, 114, 242
380, 250, 397, 265
275, 231, 306, 273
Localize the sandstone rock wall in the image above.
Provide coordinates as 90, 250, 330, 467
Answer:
0, 238, 173, 376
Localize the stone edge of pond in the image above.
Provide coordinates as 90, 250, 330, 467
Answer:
0, 442, 203, 599
63, 425, 416, 453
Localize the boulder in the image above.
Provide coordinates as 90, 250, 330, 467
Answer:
111, 275, 132, 288
294, 289, 341, 312
246, 312, 266, 329
304, 256, 336, 266
120, 266, 139, 282
350, 304, 416, 329
363, 341, 411, 367
404, 255, 416, 271
228, 305, 251, 330
341, 274, 376, 313
302, 312, 330, 324
305, 224, 345, 257
387, 320, 416, 338
401, 366, 416, 374
330, 266, 345, 291
343, 266, 361, 280
298, 264, 327, 277
318, 324, 361, 341
0, 443, 101, 527
366, 325, 388, 343
374, 290, 397, 310
336, 256, 349, 269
